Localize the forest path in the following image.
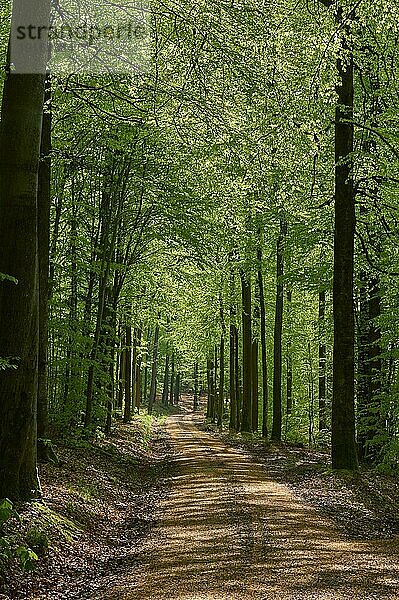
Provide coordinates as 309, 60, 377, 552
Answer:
103, 405, 399, 600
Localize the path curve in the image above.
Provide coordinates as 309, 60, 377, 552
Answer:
102, 409, 399, 600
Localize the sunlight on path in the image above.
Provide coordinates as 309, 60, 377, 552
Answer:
101, 408, 399, 600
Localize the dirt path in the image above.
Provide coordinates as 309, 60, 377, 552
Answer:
103, 409, 399, 600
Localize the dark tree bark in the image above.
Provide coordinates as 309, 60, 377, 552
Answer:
271, 221, 286, 441
162, 354, 170, 404
131, 327, 138, 415
318, 291, 327, 430
331, 5, 358, 470
286, 290, 293, 416
252, 339, 259, 432
123, 324, 132, 422
134, 327, 142, 413
117, 339, 126, 411
240, 270, 252, 432
213, 344, 218, 423
235, 327, 241, 430
257, 244, 269, 438
218, 336, 224, 427
206, 357, 214, 419
169, 352, 175, 406
37, 74, 52, 462
229, 322, 238, 430
174, 373, 180, 405
218, 291, 226, 427
193, 361, 199, 411
0, 0, 50, 500
148, 323, 160, 414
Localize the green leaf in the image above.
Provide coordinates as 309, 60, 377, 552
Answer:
0, 272, 18, 284
0, 499, 13, 525
15, 546, 38, 572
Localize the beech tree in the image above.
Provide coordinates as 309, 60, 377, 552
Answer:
0, 0, 50, 499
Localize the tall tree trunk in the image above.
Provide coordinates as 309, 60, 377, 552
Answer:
235, 328, 241, 430
271, 221, 286, 441
218, 336, 224, 427
37, 74, 52, 462
134, 327, 142, 413
131, 327, 138, 415
174, 373, 180, 405
169, 352, 175, 406
105, 360, 114, 436
206, 357, 214, 419
123, 324, 132, 423
257, 244, 269, 439
252, 339, 259, 432
286, 290, 293, 416
162, 354, 170, 404
63, 177, 79, 409
193, 361, 199, 411
117, 338, 126, 411
0, 0, 50, 500
318, 291, 327, 430
240, 270, 252, 432
331, 6, 358, 470
213, 345, 218, 423
148, 323, 160, 414
229, 322, 238, 430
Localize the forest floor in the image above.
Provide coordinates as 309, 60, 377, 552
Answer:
216, 427, 399, 542
3, 400, 399, 599
101, 399, 399, 600
0, 413, 172, 600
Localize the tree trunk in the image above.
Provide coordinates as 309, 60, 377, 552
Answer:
318, 291, 327, 430
0, 0, 50, 500
257, 244, 269, 438
37, 74, 52, 462
271, 221, 286, 441
169, 352, 175, 406
193, 361, 199, 411
252, 339, 259, 432
286, 290, 293, 416
174, 373, 180, 405
206, 357, 213, 419
134, 327, 142, 413
123, 324, 132, 423
213, 344, 218, 423
131, 327, 138, 415
148, 323, 160, 414
240, 270, 252, 432
218, 336, 224, 427
117, 339, 126, 411
162, 354, 170, 404
331, 6, 358, 470
229, 322, 238, 430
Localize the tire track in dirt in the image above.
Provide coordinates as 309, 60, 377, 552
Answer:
101, 410, 399, 600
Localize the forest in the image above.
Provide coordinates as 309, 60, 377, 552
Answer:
1, 0, 399, 598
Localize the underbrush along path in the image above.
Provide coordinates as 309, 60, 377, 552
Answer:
103, 409, 399, 600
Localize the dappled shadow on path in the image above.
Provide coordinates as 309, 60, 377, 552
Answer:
101, 410, 399, 600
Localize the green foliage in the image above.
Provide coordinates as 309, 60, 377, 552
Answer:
14, 546, 38, 572
2, 0, 399, 464
0, 499, 16, 528
0, 358, 17, 371
0, 272, 17, 284
0, 499, 39, 575
25, 526, 49, 557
